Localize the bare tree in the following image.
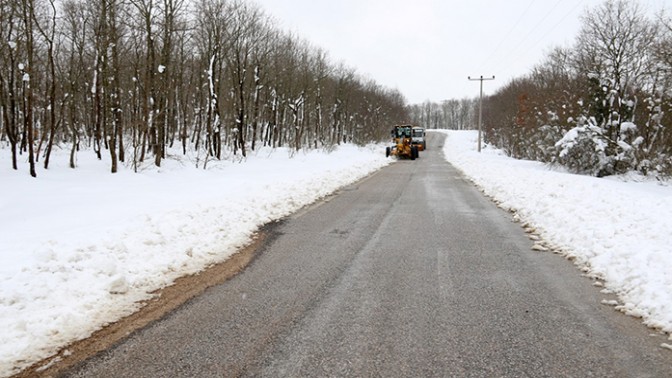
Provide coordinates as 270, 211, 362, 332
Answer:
574, 0, 656, 140
127, 0, 158, 165
32, 0, 59, 169
61, 0, 89, 169
106, 0, 127, 173
0, 0, 22, 170
221, 0, 268, 157
20, 0, 37, 177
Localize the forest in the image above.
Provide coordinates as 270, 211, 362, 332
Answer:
408, 97, 477, 132
0, 0, 409, 176
481, 0, 672, 178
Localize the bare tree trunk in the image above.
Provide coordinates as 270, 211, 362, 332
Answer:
0, 68, 19, 170
292, 93, 304, 151
251, 65, 261, 151
108, 0, 121, 173
92, 49, 102, 160
21, 0, 36, 177
69, 121, 78, 169
315, 89, 322, 149
35, 0, 58, 170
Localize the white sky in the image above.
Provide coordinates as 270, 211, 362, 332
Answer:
252, 0, 669, 104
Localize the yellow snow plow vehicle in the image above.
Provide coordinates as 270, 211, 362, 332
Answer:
386, 125, 419, 160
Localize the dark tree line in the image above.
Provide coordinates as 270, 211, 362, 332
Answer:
407, 98, 477, 130
0, 0, 408, 175
481, 0, 672, 177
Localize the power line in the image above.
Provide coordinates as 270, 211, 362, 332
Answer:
480, 0, 536, 73
505, 0, 565, 58
484, 0, 587, 79
528, 0, 586, 50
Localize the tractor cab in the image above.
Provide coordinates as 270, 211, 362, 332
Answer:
386, 125, 419, 160
393, 125, 413, 139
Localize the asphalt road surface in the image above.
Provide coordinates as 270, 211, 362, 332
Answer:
64, 133, 672, 377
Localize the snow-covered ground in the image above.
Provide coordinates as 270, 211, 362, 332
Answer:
1, 130, 671, 376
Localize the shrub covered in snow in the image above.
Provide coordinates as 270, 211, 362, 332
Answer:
554, 123, 636, 177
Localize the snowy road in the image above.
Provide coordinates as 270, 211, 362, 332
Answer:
60, 133, 672, 377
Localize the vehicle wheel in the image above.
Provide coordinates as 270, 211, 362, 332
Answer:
423, 142, 427, 150
410, 146, 417, 160
386, 146, 391, 157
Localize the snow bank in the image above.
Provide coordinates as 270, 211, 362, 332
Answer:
440, 130, 672, 335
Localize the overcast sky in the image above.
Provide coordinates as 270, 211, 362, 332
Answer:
252, 0, 668, 104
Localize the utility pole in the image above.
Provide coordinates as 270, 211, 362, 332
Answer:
468, 75, 495, 152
